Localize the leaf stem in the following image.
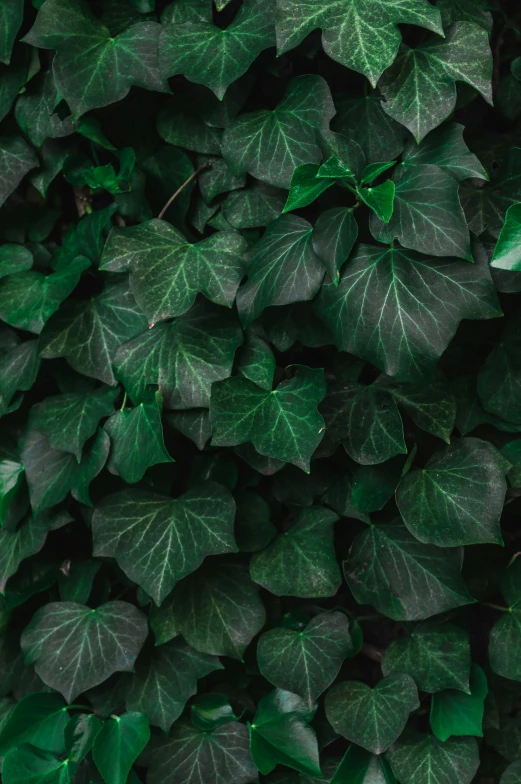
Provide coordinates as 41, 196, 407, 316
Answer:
157, 162, 212, 220
120, 391, 127, 411
481, 602, 510, 612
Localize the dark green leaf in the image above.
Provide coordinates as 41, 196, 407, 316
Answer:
402, 123, 487, 182
0, 136, 38, 206
489, 558, 521, 681
386, 732, 479, 784
222, 180, 286, 229
15, 71, 75, 147
0, 0, 24, 65
332, 94, 406, 165
312, 207, 358, 284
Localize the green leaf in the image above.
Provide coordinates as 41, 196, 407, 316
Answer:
222, 180, 286, 229
114, 300, 243, 408
20, 600, 148, 701
402, 123, 488, 182
222, 75, 335, 189
104, 390, 172, 483
14, 71, 75, 147
382, 622, 471, 693
477, 314, 521, 424
331, 745, 396, 784
0, 693, 69, 755
386, 732, 479, 784
430, 663, 487, 741
236, 215, 324, 328
0, 257, 90, 335
29, 385, 118, 461
370, 164, 471, 260
40, 277, 148, 385
332, 94, 406, 164
491, 203, 521, 272
360, 161, 395, 185
58, 559, 101, 604
312, 207, 358, 284
100, 220, 247, 324
167, 409, 211, 450
2, 745, 76, 784
21, 428, 110, 513
249, 689, 321, 776
345, 521, 475, 620
358, 180, 395, 223
0, 136, 38, 206
157, 98, 222, 155
376, 376, 456, 442
64, 713, 102, 763
325, 674, 419, 754
489, 558, 521, 681
210, 366, 326, 471
159, 0, 275, 100
0, 245, 33, 279
282, 164, 335, 213
0, 0, 24, 65
396, 437, 509, 546
197, 155, 246, 205
379, 22, 493, 142
237, 330, 275, 391
250, 506, 340, 598
0, 339, 40, 415
92, 712, 150, 784
92, 481, 236, 605
257, 611, 354, 707
127, 638, 222, 732
502, 762, 521, 784
191, 694, 238, 731
462, 147, 521, 238
0, 49, 29, 125
146, 721, 257, 784
149, 560, 265, 658
314, 243, 501, 382
24, 0, 168, 117
275, 0, 442, 86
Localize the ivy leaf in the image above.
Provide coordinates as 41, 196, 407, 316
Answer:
379, 22, 493, 142
282, 164, 335, 213
115, 301, 242, 409
24, 0, 168, 117
159, 0, 275, 100
92, 712, 150, 784
0, 257, 91, 335
127, 638, 223, 732
312, 208, 358, 284
197, 155, 246, 205
376, 376, 456, 442
20, 600, 148, 701
331, 745, 397, 784
236, 215, 325, 327
0, 0, 24, 64
100, 220, 247, 324
401, 123, 488, 182
21, 428, 110, 513
92, 481, 236, 605
0, 49, 29, 126
14, 71, 76, 148
40, 277, 148, 386
477, 314, 521, 424
0, 136, 38, 206
147, 721, 257, 784
0, 339, 40, 416
149, 560, 265, 659
345, 521, 475, 621
490, 203, 521, 272
58, 559, 101, 604
370, 165, 472, 260
430, 663, 487, 741
386, 732, 479, 784
29, 385, 118, 461
325, 674, 419, 754
0, 245, 33, 279
489, 558, 521, 681
222, 76, 335, 189
275, 0, 442, 86
257, 612, 354, 707
0, 693, 69, 756
382, 622, 471, 693
332, 93, 406, 164
104, 390, 172, 483
462, 147, 521, 238
358, 180, 395, 223
167, 409, 211, 451
314, 243, 501, 382
157, 98, 222, 155
222, 180, 286, 229
64, 713, 102, 763
210, 366, 326, 471
250, 506, 340, 598
249, 689, 321, 776
2, 745, 76, 784
396, 437, 509, 547
502, 762, 521, 784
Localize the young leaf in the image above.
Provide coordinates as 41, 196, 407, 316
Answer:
0, 693, 69, 755
92, 712, 150, 784
64, 713, 102, 763
20, 600, 148, 701
430, 663, 487, 741
283, 164, 335, 213
92, 481, 237, 605
2, 745, 77, 784
490, 203, 521, 272
358, 180, 395, 223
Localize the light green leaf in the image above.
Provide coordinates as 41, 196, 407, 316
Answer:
345, 521, 475, 620
127, 638, 223, 732
430, 664, 487, 741
402, 123, 487, 182
382, 622, 471, 693
358, 180, 395, 223
283, 164, 335, 213
159, 0, 275, 99
0, 136, 38, 206
317, 131, 365, 181
314, 243, 501, 382
325, 674, 419, 754
20, 600, 148, 701
2, 745, 76, 784
250, 506, 340, 598
0, 693, 69, 755
40, 276, 148, 386
379, 22, 493, 142
491, 203, 521, 272
386, 732, 479, 784
210, 366, 326, 472
92, 712, 150, 784
14, 71, 76, 147
149, 560, 265, 659
257, 611, 354, 706
312, 207, 358, 284
24, 0, 168, 117
100, 219, 247, 324
104, 390, 172, 483
222, 75, 335, 189
114, 300, 242, 408
222, 180, 286, 229
275, 0, 442, 86
92, 481, 236, 605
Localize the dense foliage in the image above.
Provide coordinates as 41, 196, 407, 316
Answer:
1, 0, 521, 782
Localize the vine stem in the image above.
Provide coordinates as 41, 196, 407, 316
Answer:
157, 162, 212, 220
481, 602, 510, 612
